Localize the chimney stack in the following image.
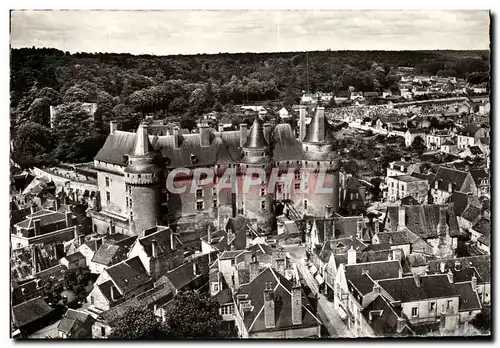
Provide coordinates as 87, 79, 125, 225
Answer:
172, 127, 180, 149
374, 219, 380, 234
207, 225, 212, 244
471, 275, 477, 289
263, 123, 272, 143
276, 258, 285, 275
199, 124, 210, 147
78, 233, 86, 247
263, 283, 276, 329
392, 248, 402, 262
448, 182, 454, 193
396, 317, 406, 333
73, 225, 80, 244
447, 269, 454, 284
239, 123, 248, 147
193, 261, 198, 276
110, 121, 118, 134
440, 261, 446, 273
31, 246, 38, 275
373, 283, 381, 294
414, 274, 421, 287
291, 279, 302, 325
33, 219, 41, 236
249, 255, 259, 282
299, 106, 306, 141
110, 285, 117, 302
95, 237, 103, 251
169, 231, 176, 250
151, 240, 158, 258
30, 204, 37, 215
65, 211, 73, 228
347, 246, 356, 265
324, 205, 333, 219
398, 206, 406, 229
356, 219, 363, 239
454, 261, 461, 271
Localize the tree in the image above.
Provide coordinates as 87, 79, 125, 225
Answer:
12, 121, 55, 169
343, 159, 360, 176
471, 307, 491, 333
163, 291, 236, 339
109, 306, 166, 339
410, 135, 426, 156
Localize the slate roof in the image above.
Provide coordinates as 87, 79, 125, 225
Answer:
361, 295, 413, 337
449, 191, 474, 216
225, 215, 250, 250
461, 205, 481, 223
244, 118, 268, 149
63, 251, 85, 263
216, 288, 233, 305
431, 167, 470, 192
14, 209, 68, 230
459, 124, 482, 137
303, 107, 334, 144
235, 267, 320, 334
468, 146, 483, 155
378, 274, 458, 302
138, 227, 174, 258
470, 169, 489, 186
472, 217, 490, 236
390, 175, 424, 183
91, 236, 136, 266
345, 260, 401, 285
165, 261, 201, 290
334, 249, 400, 268
98, 280, 125, 303
375, 231, 411, 245
12, 297, 54, 328
455, 283, 482, 312
58, 309, 93, 334
407, 128, 426, 134
426, 256, 491, 283
403, 204, 463, 238
105, 256, 151, 295
328, 237, 367, 252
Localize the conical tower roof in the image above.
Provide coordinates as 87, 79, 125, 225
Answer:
244, 118, 268, 149
303, 107, 334, 144
132, 123, 154, 156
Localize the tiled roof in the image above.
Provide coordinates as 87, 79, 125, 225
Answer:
12, 297, 54, 328
427, 256, 490, 283
378, 274, 458, 302
404, 204, 463, 238
328, 237, 367, 252
472, 217, 490, 236
58, 309, 93, 334
461, 205, 481, 223
375, 231, 411, 245
235, 267, 320, 334
106, 256, 151, 295
138, 227, 174, 258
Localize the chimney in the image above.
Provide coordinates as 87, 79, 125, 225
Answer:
356, 219, 363, 239
249, 256, 259, 282
454, 261, 461, 272
31, 247, 38, 274
110, 285, 117, 302
373, 283, 381, 294
239, 123, 248, 147
324, 205, 333, 219
447, 269, 454, 283
276, 258, 285, 275
170, 231, 175, 250
151, 240, 158, 258
192, 261, 198, 276
398, 206, 405, 229
440, 262, 446, 273
374, 220, 380, 234
95, 237, 103, 250
299, 105, 307, 141
347, 246, 356, 265
414, 274, 421, 287
78, 234, 86, 246
434, 180, 439, 190
396, 317, 406, 333
263, 283, 276, 329
172, 127, 180, 149
65, 211, 73, 228
110, 121, 118, 134
448, 182, 454, 193
392, 249, 402, 262
263, 123, 272, 143
199, 124, 210, 147
73, 225, 80, 243
30, 204, 37, 215
291, 280, 302, 325
207, 225, 212, 244
218, 124, 225, 132
33, 219, 41, 236
471, 275, 477, 289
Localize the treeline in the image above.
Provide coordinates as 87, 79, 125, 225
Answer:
10, 47, 489, 168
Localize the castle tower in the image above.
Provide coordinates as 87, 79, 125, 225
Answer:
239, 118, 273, 230
124, 123, 162, 235
301, 106, 341, 216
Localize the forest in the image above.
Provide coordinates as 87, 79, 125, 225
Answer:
10, 47, 489, 168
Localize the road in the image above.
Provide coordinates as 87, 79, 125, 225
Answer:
284, 245, 352, 338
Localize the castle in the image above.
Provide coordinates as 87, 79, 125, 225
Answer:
89, 106, 341, 236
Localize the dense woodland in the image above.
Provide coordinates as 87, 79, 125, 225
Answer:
10, 47, 489, 168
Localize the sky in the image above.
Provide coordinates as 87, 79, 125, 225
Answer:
10, 10, 490, 55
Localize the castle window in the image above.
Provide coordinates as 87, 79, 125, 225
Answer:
295, 183, 301, 191
105, 177, 110, 187
261, 201, 266, 210
126, 197, 129, 207
101, 327, 106, 337
213, 199, 218, 209
130, 212, 133, 221
196, 189, 203, 199
317, 162, 320, 166
429, 302, 436, 311
261, 188, 266, 196
295, 172, 301, 180
129, 199, 133, 208
106, 191, 110, 203
138, 174, 141, 179
304, 200, 308, 209
411, 307, 418, 317
197, 201, 204, 211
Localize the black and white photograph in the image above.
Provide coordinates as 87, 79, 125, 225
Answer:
8, 9, 491, 339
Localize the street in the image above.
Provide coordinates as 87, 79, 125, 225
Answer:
283, 245, 352, 338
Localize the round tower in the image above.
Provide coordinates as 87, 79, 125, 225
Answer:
124, 123, 162, 235
239, 118, 273, 230
301, 106, 341, 216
